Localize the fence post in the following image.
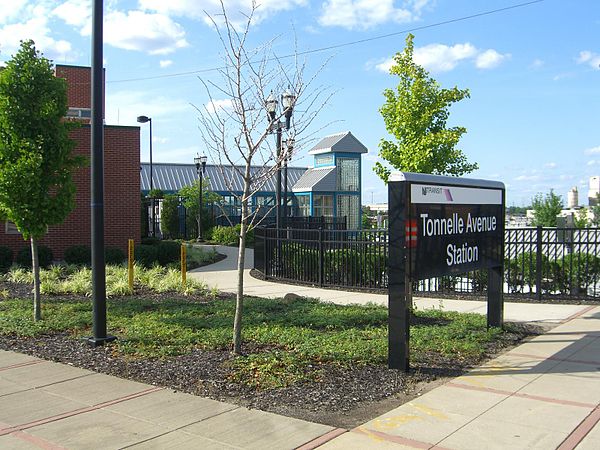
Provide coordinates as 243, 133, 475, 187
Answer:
318, 227, 324, 287
536, 225, 543, 300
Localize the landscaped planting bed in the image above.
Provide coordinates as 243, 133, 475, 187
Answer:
0, 266, 538, 428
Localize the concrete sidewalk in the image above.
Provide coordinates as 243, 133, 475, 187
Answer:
323, 304, 600, 450
189, 245, 590, 325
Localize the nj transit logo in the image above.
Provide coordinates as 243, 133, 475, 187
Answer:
421, 186, 454, 201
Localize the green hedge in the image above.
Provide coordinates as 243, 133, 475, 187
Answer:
157, 241, 181, 266
134, 244, 158, 267
209, 225, 253, 246
0, 246, 13, 272
64, 245, 91, 266
106, 247, 126, 265
555, 253, 600, 294
15, 245, 53, 269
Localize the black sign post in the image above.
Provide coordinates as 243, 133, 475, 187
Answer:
388, 172, 505, 371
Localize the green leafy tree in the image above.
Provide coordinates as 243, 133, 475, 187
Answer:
0, 40, 83, 320
531, 190, 563, 227
179, 178, 218, 239
160, 194, 181, 239
375, 33, 478, 182
575, 208, 589, 228
590, 194, 600, 226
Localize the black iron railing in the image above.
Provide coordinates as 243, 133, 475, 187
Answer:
254, 225, 600, 299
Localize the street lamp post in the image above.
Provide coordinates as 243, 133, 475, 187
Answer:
194, 154, 207, 241
283, 138, 294, 224
265, 90, 295, 229
137, 115, 154, 237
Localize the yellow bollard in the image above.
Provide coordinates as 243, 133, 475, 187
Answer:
128, 239, 134, 290
181, 244, 187, 285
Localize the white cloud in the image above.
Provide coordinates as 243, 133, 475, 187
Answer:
544, 162, 557, 169
159, 59, 173, 68
585, 146, 600, 155
0, 9, 73, 61
205, 99, 234, 114
0, 0, 26, 25
587, 160, 598, 166
104, 11, 188, 55
376, 42, 508, 74
414, 43, 477, 72
52, 0, 90, 30
318, 0, 425, 30
140, 0, 308, 28
577, 50, 600, 70
475, 49, 510, 69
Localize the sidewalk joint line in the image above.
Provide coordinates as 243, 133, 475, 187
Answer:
0, 386, 164, 437
0, 360, 45, 372
561, 305, 598, 324
509, 351, 600, 367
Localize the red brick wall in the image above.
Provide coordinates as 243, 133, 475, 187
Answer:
54, 64, 104, 121
0, 125, 141, 260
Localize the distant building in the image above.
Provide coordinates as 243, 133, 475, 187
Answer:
588, 176, 600, 206
141, 131, 368, 229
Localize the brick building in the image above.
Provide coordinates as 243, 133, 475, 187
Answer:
0, 65, 140, 259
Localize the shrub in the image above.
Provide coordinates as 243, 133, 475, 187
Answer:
141, 236, 161, 246
105, 246, 126, 265
161, 195, 180, 239
64, 245, 91, 266
15, 245, 53, 268
0, 246, 13, 272
209, 224, 254, 246
135, 244, 158, 267
210, 225, 239, 245
504, 252, 552, 293
555, 252, 600, 294
157, 240, 181, 266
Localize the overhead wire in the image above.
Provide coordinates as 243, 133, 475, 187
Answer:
107, 0, 546, 84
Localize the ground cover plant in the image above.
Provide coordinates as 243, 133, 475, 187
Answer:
0, 279, 535, 427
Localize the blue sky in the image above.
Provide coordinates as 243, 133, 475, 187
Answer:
1, 0, 598, 207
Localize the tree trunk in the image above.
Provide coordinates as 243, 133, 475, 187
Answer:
31, 237, 41, 321
232, 205, 248, 354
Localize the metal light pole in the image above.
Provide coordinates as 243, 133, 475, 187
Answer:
266, 90, 295, 229
88, 0, 115, 347
137, 115, 154, 237
194, 154, 207, 241
283, 138, 294, 224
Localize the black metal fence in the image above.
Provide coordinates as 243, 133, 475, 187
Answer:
254, 225, 600, 299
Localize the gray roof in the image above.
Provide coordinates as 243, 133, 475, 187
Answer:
308, 131, 368, 155
141, 163, 307, 194
292, 167, 337, 192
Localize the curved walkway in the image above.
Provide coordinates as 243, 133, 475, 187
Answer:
189, 244, 589, 325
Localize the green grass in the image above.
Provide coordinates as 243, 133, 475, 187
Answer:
0, 293, 517, 390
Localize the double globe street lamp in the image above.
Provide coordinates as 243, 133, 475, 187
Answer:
194, 154, 208, 241
266, 90, 295, 229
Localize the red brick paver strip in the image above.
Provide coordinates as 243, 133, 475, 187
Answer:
557, 406, 600, 450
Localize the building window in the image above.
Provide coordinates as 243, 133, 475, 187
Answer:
254, 195, 274, 207
313, 195, 333, 217
337, 157, 359, 191
337, 195, 359, 229
5, 221, 20, 235
315, 154, 334, 167
66, 107, 92, 119
296, 195, 310, 217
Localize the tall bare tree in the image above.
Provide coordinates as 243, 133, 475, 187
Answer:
196, 1, 330, 354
